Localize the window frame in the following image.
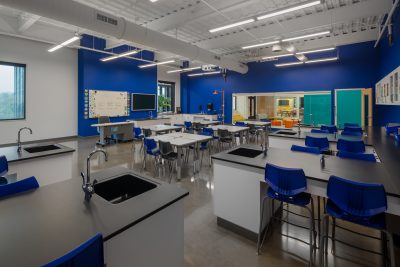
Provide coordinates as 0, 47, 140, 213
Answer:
0, 61, 27, 121
157, 80, 175, 114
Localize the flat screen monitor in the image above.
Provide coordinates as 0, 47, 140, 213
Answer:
278, 99, 290, 106
131, 93, 156, 111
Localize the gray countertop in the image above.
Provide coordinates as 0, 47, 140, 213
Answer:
212, 142, 400, 198
0, 143, 75, 163
0, 167, 188, 266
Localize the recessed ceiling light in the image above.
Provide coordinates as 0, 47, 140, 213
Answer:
282, 31, 331, 42
138, 60, 175, 68
257, 1, 321, 21
262, 53, 294, 60
101, 50, 139, 62
295, 47, 336, 55
48, 36, 80, 52
305, 57, 338, 64
188, 71, 221, 77
275, 62, 304, 67
209, 19, 256, 33
167, 66, 202, 73
242, 40, 280, 50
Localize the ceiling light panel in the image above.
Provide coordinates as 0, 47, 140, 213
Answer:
296, 47, 336, 55
275, 62, 304, 67
48, 36, 80, 52
257, 1, 321, 21
282, 31, 331, 42
167, 66, 202, 73
242, 40, 280, 50
188, 71, 221, 77
209, 19, 255, 33
138, 60, 175, 68
305, 57, 338, 64
101, 50, 139, 62
262, 53, 294, 60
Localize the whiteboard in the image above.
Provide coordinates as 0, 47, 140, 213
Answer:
88, 90, 129, 118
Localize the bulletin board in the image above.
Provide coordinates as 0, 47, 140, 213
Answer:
87, 90, 130, 118
376, 65, 400, 105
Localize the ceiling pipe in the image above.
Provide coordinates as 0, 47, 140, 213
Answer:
374, 0, 399, 48
0, 0, 248, 74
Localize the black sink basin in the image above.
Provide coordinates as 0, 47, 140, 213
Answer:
275, 130, 297, 136
24, 144, 61, 153
228, 148, 263, 158
94, 174, 157, 204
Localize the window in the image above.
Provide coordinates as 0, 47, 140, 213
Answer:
0, 62, 26, 120
232, 96, 237, 110
157, 81, 175, 113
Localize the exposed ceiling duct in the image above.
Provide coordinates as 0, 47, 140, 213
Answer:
0, 0, 248, 74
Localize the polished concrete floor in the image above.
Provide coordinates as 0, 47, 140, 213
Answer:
58, 136, 398, 267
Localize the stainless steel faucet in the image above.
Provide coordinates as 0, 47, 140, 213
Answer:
17, 127, 32, 153
81, 149, 108, 201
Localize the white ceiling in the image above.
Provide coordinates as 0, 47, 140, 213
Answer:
0, 0, 392, 65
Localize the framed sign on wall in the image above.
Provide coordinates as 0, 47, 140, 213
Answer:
376, 65, 400, 105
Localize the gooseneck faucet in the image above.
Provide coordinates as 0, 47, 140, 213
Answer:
17, 127, 33, 153
81, 149, 108, 201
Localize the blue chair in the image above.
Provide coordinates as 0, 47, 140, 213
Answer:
337, 151, 376, 162
337, 139, 365, 153
385, 124, 400, 135
0, 176, 39, 199
42, 233, 104, 267
142, 138, 160, 174
235, 121, 247, 127
344, 123, 359, 127
173, 124, 184, 132
291, 145, 321, 155
343, 126, 363, 134
132, 127, 145, 151
305, 136, 329, 151
257, 164, 316, 267
311, 129, 329, 134
321, 125, 337, 133
184, 121, 193, 132
341, 131, 363, 137
319, 176, 395, 267
0, 155, 8, 177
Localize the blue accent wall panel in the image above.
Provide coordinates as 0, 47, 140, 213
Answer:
183, 41, 378, 125
375, 8, 400, 126
78, 35, 157, 136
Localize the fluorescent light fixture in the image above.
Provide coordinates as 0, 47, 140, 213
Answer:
275, 62, 304, 67
296, 47, 336, 55
242, 40, 280, 50
101, 50, 139, 62
138, 60, 175, 68
188, 71, 221, 77
257, 1, 321, 20
305, 57, 338, 64
282, 30, 331, 42
209, 19, 255, 33
149, 0, 158, 2
167, 66, 202, 73
48, 36, 80, 52
262, 53, 294, 60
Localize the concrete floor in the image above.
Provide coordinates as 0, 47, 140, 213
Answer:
58, 136, 397, 267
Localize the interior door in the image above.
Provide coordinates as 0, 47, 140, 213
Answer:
303, 94, 332, 126
335, 89, 362, 128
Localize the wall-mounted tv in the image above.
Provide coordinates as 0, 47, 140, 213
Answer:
131, 93, 156, 111
278, 99, 290, 106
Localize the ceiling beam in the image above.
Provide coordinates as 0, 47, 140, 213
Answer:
18, 12, 40, 32
195, 0, 392, 51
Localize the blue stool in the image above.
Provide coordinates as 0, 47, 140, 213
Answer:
42, 233, 104, 267
385, 125, 400, 135
257, 164, 316, 267
343, 126, 363, 134
142, 138, 160, 174
291, 145, 321, 155
321, 125, 337, 133
344, 123, 360, 127
184, 121, 193, 133
0, 155, 8, 177
305, 136, 330, 152
337, 139, 365, 153
341, 131, 363, 137
311, 129, 330, 134
337, 151, 376, 162
0, 176, 39, 199
132, 127, 145, 152
319, 176, 395, 267
235, 121, 247, 127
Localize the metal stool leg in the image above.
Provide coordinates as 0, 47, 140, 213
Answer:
331, 217, 336, 254
257, 196, 269, 255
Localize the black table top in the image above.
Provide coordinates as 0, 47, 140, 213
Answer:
212, 127, 400, 198
0, 167, 188, 266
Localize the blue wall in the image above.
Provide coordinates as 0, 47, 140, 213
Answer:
78, 35, 157, 136
375, 8, 400, 126
182, 41, 379, 125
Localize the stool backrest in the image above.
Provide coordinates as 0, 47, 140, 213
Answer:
158, 141, 174, 156
327, 175, 387, 217
235, 121, 246, 127
305, 136, 329, 150
310, 129, 329, 134
133, 127, 142, 138
41, 233, 104, 267
202, 127, 214, 136
0, 155, 8, 177
143, 128, 152, 137
341, 131, 362, 137
264, 163, 307, 196
0, 176, 39, 199
344, 123, 359, 127
291, 145, 321, 155
337, 139, 365, 153
343, 126, 363, 133
184, 121, 192, 129
144, 138, 157, 154
217, 129, 230, 138
336, 151, 376, 162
